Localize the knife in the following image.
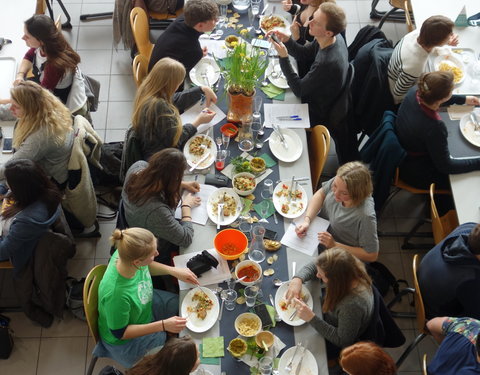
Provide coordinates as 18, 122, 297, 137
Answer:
287, 175, 295, 203
295, 347, 306, 375
272, 123, 288, 149
189, 151, 210, 172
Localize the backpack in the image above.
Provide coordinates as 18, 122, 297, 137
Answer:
347, 25, 390, 61
0, 314, 13, 359
66, 277, 86, 321
366, 262, 408, 298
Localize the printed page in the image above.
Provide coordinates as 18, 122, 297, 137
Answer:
281, 216, 330, 256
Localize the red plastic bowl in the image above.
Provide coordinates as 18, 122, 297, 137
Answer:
220, 123, 239, 138
214, 229, 248, 260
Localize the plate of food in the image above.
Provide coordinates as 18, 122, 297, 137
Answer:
269, 129, 303, 163
272, 180, 307, 218
183, 134, 216, 170
434, 53, 465, 85
181, 286, 220, 333
207, 188, 242, 226
459, 113, 480, 148
274, 281, 313, 326
278, 346, 318, 375
260, 14, 290, 35
189, 56, 221, 87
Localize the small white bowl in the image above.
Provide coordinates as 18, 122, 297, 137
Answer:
234, 312, 262, 337
235, 260, 262, 286
232, 172, 257, 196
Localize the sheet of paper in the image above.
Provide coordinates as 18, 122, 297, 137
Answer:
199, 39, 227, 59
175, 184, 218, 225
173, 248, 231, 290
280, 216, 330, 256
180, 101, 226, 134
447, 105, 474, 120
263, 103, 310, 129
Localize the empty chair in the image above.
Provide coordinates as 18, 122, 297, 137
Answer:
308, 125, 331, 191
430, 183, 459, 245
132, 54, 149, 87
130, 7, 154, 61
379, 0, 415, 33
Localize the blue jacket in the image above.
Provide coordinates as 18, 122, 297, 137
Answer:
0, 201, 61, 274
419, 223, 480, 319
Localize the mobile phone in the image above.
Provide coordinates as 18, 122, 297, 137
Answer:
271, 34, 281, 44
252, 38, 271, 49
253, 303, 273, 328
264, 228, 277, 240
2, 138, 13, 154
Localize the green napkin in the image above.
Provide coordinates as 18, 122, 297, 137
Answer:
253, 199, 275, 219
265, 304, 277, 328
202, 337, 225, 358
260, 153, 277, 168
241, 197, 253, 215
260, 84, 285, 100
199, 344, 220, 365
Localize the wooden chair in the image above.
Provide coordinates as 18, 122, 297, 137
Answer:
422, 353, 428, 375
430, 183, 459, 245
84, 264, 108, 375
378, 0, 415, 33
132, 54, 149, 87
307, 125, 331, 192
130, 7, 154, 61
0, 260, 13, 269
395, 254, 429, 369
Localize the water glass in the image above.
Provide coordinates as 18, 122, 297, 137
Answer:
239, 219, 252, 237
244, 285, 259, 307
259, 356, 273, 375
252, 119, 264, 149
215, 149, 228, 171
219, 4, 228, 26
251, 0, 261, 15
260, 179, 273, 199
222, 132, 231, 149
222, 289, 238, 311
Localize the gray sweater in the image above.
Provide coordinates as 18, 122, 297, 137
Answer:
296, 262, 374, 348
122, 161, 194, 256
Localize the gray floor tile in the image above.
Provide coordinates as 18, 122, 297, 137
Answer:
111, 49, 134, 75
108, 75, 136, 101
345, 22, 361, 46
385, 329, 421, 372
106, 101, 132, 129
337, 1, 360, 24
105, 129, 128, 142
52, 3, 82, 27
77, 25, 113, 50
379, 236, 401, 254
41, 311, 89, 338
89, 75, 111, 102
79, 49, 113, 75
86, 336, 126, 375
1, 338, 40, 375
37, 337, 88, 375
8, 311, 42, 338
90, 98, 108, 128
95, 222, 117, 258
62, 26, 80, 50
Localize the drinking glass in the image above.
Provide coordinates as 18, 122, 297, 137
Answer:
238, 120, 254, 152
251, 0, 261, 15
222, 133, 231, 149
219, 4, 228, 27
215, 150, 228, 171
239, 218, 252, 237
260, 178, 273, 199
259, 200, 269, 223
221, 289, 238, 311
244, 285, 259, 307
259, 356, 273, 375
248, 225, 266, 263
252, 118, 264, 149
248, 7, 256, 29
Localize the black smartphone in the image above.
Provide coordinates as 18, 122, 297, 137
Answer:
2, 138, 13, 154
264, 229, 277, 241
253, 303, 273, 328
271, 34, 281, 44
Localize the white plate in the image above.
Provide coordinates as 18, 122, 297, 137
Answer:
207, 187, 242, 226
274, 281, 313, 326
434, 53, 465, 85
259, 14, 290, 35
266, 59, 288, 89
181, 287, 220, 333
189, 56, 221, 87
183, 134, 216, 170
278, 346, 318, 375
269, 128, 303, 162
272, 181, 307, 219
459, 113, 480, 148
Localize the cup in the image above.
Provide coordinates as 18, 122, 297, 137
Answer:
252, 119, 264, 149
260, 179, 273, 199
223, 289, 238, 311
244, 285, 259, 307
222, 132, 231, 149
215, 150, 228, 171
259, 356, 273, 375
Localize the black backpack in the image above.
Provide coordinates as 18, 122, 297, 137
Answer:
347, 25, 390, 61
366, 262, 408, 298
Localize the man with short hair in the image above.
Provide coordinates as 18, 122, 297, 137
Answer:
148, 0, 219, 75
387, 15, 458, 104
427, 317, 480, 375
419, 223, 480, 320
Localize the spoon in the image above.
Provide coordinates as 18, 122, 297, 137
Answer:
262, 340, 269, 352
273, 278, 288, 287
235, 276, 247, 283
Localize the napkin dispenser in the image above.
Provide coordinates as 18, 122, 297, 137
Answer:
205, 173, 228, 187
187, 250, 219, 277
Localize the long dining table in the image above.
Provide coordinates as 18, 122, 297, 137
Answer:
177, 2, 328, 375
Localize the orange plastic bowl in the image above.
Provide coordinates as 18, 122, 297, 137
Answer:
220, 123, 239, 138
214, 229, 248, 260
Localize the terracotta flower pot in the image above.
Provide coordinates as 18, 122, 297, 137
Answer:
227, 89, 254, 124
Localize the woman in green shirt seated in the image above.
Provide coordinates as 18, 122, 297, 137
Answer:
94, 227, 198, 368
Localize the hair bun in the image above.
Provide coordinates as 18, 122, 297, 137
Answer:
112, 228, 123, 241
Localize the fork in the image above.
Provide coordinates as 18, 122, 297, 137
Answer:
289, 293, 309, 321
217, 193, 225, 230
285, 343, 302, 373
201, 72, 211, 88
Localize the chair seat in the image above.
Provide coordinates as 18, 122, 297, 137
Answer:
149, 8, 183, 20
0, 260, 13, 269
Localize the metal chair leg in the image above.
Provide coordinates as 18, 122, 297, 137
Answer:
396, 333, 427, 369
86, 356, 99, 375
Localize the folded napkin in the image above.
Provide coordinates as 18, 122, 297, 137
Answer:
202, 336, 225, 358
259, 153, 277, 168
253, 199, 275, 219
199, 343, 220, 365
260, 84, 285, 100
241, 197, 253, 215
265, 304, 277, 328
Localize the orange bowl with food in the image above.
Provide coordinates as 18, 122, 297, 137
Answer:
214, 229, 248, 260
221, 123, 239, 138
235, 260, 262, 286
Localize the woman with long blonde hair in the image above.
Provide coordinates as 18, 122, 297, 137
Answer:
5, 81, 74, 186
287, 247, 374, 359
131, 57, 216, 160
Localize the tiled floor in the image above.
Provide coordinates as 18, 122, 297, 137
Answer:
0, 0, 436, 374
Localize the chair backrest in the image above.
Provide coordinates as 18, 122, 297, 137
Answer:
389, 0, 414, 32
83, 264, 107, 343
412, 254, 427, 334
130, 7, 154, 61
0, 260, 13, 269
422, 353, 428, 375
429, 183, 459, 244
132, 54, 149, 87
308, 125, 331, 191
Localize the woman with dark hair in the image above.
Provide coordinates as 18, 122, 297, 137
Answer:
0, 159, 62, 272
286, 248, 374, 359
340, 341, 397, 375
122, 148, 200, 264
126, 336, 200, 375
396, 71, 480, 190
14, 14, 88, 115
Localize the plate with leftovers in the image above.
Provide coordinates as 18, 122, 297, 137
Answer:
459, 113, 480, 148
181, 287, 220, 333
269, 129, 303, 162
274, 281, 313, 326
207, 188, 242, 226
272, 181, 307, 219
189, 56, 221, 87
260, 14, 290, 35
434, 53, 465, 85
278, 346, 318, 375
265, 58, 297, 89
183, 134, 216, 170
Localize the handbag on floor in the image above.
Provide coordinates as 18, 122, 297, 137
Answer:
0, 314, 14, 359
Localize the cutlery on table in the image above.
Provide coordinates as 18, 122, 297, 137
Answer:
272, 123, 288, 149
217, 193, 225, 230
470, 112, 480, 135
269, 294, 281, 322
285, 343, 302, 373
188, 151, 210, 172
287, 175, 295, 203
201, 72, 211, 88
289, 293, 309, 321
273, 211, 278, 224
260, 3, 269, 15
295, 347, 306, 375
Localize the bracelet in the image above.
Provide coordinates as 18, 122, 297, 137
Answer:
181, 204, 191, 209
161, 320, 165, 331
182, 215, 192, 220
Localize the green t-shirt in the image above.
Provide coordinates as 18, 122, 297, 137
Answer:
98, 251, 153, 345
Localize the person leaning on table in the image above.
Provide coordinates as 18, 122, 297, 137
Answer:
295, 161, 379, 263
94, 227, 199, 368
287, 248, 374, 360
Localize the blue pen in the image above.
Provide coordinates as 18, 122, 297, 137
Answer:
276, 115, 300, 119
278, 117, 302, 121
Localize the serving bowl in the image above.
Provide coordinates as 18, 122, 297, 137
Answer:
214, 229, 248, 260
232, 172, 257, 196
234, 312, 262, 337
235, 260, 262, 286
